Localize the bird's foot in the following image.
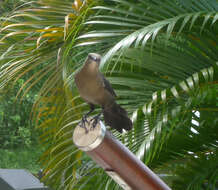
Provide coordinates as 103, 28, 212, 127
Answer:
90, 113, 101, 130
79, 116, 89, 134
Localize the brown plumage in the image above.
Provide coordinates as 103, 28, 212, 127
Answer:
74, 53, 132, 133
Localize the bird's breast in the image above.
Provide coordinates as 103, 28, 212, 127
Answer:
75, 71, 112, 106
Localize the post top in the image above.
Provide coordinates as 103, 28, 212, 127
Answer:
73, 118, 106, 151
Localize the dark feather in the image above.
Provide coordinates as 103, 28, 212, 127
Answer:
103, 103, 132, 133
101, 73, 117, 97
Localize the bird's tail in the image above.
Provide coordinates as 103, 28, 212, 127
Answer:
103, 103, 132, 133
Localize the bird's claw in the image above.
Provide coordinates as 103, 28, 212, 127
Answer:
79, 116, 89, 134
90, 114, 101, 130
79, 112, 102, 133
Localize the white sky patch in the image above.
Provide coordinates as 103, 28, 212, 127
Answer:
192, 119, 199, 126
194, 111, 200, 117
188, 151, 194, 154
191, 111, 200, 134
190, 127, 199, 134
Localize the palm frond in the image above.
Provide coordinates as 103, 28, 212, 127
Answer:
1, 0, 217, 189
171, 150, 218, 190
77, 0, 218, 67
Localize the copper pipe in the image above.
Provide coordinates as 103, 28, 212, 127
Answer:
73, 120, 171, 190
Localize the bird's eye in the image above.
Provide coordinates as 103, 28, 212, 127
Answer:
89, 54, 98, 61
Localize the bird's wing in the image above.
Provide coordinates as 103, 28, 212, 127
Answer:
101, 73, 117, 97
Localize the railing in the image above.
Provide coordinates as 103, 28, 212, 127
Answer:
73, 119, 171, 190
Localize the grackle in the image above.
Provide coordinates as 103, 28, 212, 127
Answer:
74, 53, 132, 133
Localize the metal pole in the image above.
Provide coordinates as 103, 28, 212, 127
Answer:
73, 119, 171, 190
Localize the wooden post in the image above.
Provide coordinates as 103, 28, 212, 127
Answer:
73, 119, 171, 190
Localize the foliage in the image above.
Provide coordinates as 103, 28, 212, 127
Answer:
0, 79, 38, 148
0, 0, 217, 190
0, 146, 42, 174
0, 0, 21, 14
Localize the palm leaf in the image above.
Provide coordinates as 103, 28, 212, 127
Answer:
0, 0, 217, 189
77, 0, 218, 67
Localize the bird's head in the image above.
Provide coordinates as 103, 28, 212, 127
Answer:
86, 53, 101, 68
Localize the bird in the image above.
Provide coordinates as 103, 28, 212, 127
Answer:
74, 53, 132, 133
